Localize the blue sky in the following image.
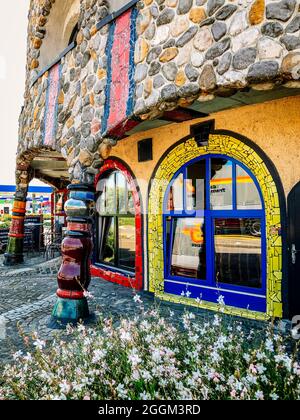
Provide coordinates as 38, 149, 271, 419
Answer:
0, 1, 43, 186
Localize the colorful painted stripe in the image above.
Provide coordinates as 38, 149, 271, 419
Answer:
43, 63, 61, 146
102, 7, 138, 138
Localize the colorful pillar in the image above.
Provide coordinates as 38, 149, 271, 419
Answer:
50, 183, 95, 328
4, 199, 27, 266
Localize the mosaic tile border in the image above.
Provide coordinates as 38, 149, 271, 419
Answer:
148, 134, 282, 320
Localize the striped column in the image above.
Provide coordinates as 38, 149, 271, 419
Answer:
4, 199, 27, 265
50, 184, 95, 328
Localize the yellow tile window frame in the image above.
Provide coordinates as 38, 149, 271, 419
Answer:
148, 134, 282, 320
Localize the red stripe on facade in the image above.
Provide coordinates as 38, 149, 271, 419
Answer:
106, 11, 132, 134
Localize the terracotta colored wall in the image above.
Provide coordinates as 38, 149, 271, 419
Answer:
111, 95, 300, 206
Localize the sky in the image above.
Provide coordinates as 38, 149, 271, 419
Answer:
0, 1, 43, 186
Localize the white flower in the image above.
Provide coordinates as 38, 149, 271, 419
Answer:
116, 384, 128, 398
256, 364, 266, 375
213, 315, 221, 326
181, 291, 185, 297
140, 391, 150, 400
128, 349, 142, 366
83, 291, 94, 299
120, 330, 132, 342
186, 291, 192, 298
265, 339, 274, 352
217, 295, 225, 306
59, 381, 71, 394
255, 390, 264, 400
152, 349, 162, 363
256, 351, 265, 360
270, 393, 279, 400
72, 382, 83, 392
243, 353, 251, 363
13, 351, 23, 361
92, 349, 106, 363
133, 294, 143, 304
33, 339, 46, 350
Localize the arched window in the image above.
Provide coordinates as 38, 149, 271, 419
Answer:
93, 160, 143, 290
96, 170, 135, 270
38, 0, 80, 70
164, 155, 266, 311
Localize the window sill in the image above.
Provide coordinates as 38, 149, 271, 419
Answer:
93, 262, 135, 278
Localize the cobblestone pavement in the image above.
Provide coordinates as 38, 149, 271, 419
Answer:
0, 255, 292, 365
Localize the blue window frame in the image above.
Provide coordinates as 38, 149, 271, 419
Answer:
163, 155, 267, 313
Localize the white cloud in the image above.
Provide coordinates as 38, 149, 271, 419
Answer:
0, 56, 7, 80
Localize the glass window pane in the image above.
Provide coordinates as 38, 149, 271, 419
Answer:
167, 173, 183, 212
98, 217, 115, 265
96, 178, 106, 214
211, 159, 233, 210
214, 218, 262, 288
116, 172, 127, 214
105, 173, 116, 214
127, 181, 135, 215
170, 218, 206, 279
236, 165, 262, 210
186, 161, 206, 211
118, 217, 136, 270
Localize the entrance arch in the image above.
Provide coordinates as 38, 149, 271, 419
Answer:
148, 133, 283, 320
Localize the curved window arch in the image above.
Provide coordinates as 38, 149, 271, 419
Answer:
92, 159, 143, 290
96, 170, 135, 269
163, 154, 266, 311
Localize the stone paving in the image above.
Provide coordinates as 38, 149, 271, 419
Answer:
0, 254, 293, 366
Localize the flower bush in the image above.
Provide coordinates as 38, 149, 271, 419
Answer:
0, 305, 299, 400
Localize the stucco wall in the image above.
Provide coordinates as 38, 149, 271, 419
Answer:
110, 94, 300, 204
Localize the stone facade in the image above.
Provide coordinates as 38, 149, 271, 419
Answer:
17, 0, 300, 184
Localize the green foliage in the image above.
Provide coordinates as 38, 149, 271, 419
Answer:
0, 308, 299, 400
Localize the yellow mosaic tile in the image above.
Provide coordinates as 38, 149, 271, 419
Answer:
148, 134, 283, 320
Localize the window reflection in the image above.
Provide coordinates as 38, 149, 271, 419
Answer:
210, 159, 233, 210
98, 217, 115, 265
186, 160, 206, 211
105, 173, 116, 214
236, 165, 262, 210
96, 170, 136, 272
170, 218, 206, 279
167, 173, 183, 211
116, 172, 127, 214
214, 218, 262, 288
118, 217, 136, 269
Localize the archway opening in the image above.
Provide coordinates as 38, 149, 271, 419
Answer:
38, 0, 80, 70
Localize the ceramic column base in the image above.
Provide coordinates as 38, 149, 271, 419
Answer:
49, 297, 90, 329
3, 237, 24, 266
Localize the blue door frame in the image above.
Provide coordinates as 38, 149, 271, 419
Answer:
163, 154, 267, 313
